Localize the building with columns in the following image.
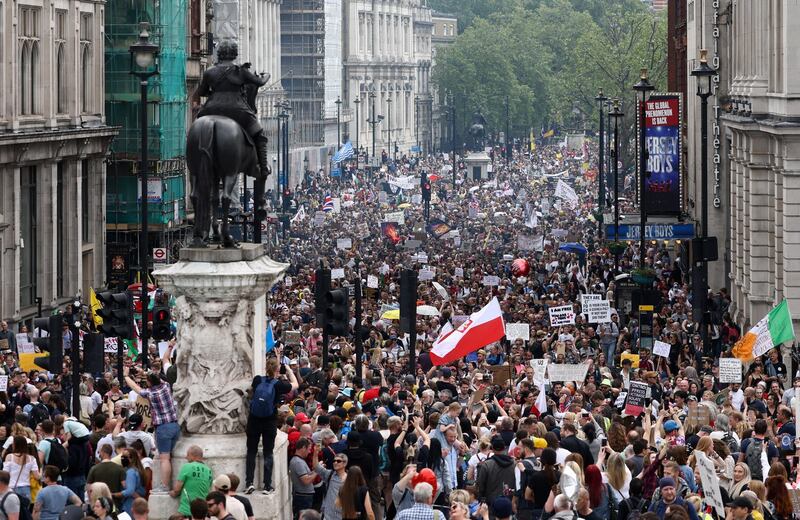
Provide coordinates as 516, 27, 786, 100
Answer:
0, 0, 117, 324
686, 0, 800, 327
344, 0, 432, 160
431, 12, 457, 153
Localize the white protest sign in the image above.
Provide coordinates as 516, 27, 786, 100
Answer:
653, 340, 671, 358
549, 305, 576, 326
18, 342, 35, 354
104, 336, 119, 353
432, 282, 450, 302
695, 451, 725, 517
531, 359, 548, 383
505, 323, 530, 342
0, 376, 7, 392
411, 194, 422, 205
336, 238, 352, 250
314, 211, 326, 226
584, 300, 611, 323
332, 198, 341, 213
16, 334, 32, 352
158, 341, 170, 359
454, 268, 464, 278
419, 268, 435, 281
367, 275, 379, 289
384, 211, 405, 225
482, 275, 500, 286
580, 294, 602, 307
546, 363, 590, 382
331, 268, 346, 280
518, 234, 543, 251
719, 358, 743, 383
555, 179, 579, 203
378, 192, 388, 204
415, 253, 429, 264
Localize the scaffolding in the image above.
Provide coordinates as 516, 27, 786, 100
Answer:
281, 0, 325, 146
105, 0, 188, 228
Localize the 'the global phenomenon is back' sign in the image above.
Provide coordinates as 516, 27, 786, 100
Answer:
643, 94, 682, 215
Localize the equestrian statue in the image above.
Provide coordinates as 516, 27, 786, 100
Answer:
187, 40, 271, 248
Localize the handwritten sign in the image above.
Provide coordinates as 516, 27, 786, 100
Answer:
719, 358, 742, 383
580, 294, 602, 307
0, 376, 8, 392
454, 268, 464, 278
695, 451, 725, 517
549, 305, 576, 326
482, 275, 500, 287
505, 323, 530, 342
624, 381, 648, 417
336, 238, 352, 250
134, 396, 153, 431
419, 268, 435, 281
0, 339, 8, 352
367, 275, 379, 289
489, 365, 514, 385
531, 359, 548, 383
653, 340, 671, 358
104, 337, 119, 353
18, 342, 35, 354
16, 334, 32, 352
546, 363, 589, 382
314, 211, 326, 226
331, 268, 345, 280
584, 300, 611, 323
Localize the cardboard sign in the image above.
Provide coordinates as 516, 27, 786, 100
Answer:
314, 212, 326, 226
489, 364, 514, 386
367, 275, 379, 289
694, 451, 725, 517
134, 396, 153, 431
531, 359, 548, 383
283, 330, 302, 345
336, 238, 352, 250
0, 339, 8, 351
104, 337, 119, 353
653, 340, 671, 358
549, 305, 576, 326
719, 358, 743, 383
331, 268, 345, 280
482, 275, 500, 286
624, 381, 648, 417
620, 352, 640, 368
584, 300, 611, 323
546, 363, 589, 382
505, 323, 530, 342
416, 253, 429, 264
686, 404, 711, 427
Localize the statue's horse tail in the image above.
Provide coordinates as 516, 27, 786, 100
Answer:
192, 118, 217, 241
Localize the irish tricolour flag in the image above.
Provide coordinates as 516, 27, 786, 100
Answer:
732, 300, 795, 361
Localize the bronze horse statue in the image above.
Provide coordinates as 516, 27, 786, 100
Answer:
186, 83, 268, 248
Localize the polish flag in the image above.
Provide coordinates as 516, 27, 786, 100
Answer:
430, 297, 505, 366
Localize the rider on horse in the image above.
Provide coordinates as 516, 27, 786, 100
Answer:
195, 40, 271, 181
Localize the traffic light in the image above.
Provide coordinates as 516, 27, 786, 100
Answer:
420, 171, 431, 202
152, 304, 171, 341
315, 269, 331, 329
33, 315, 63, 373
96, 291, 134, 339
324, 289, 349, 337
83, 332, 104, 374
400, 269, 417, 334
282, 189, 292, 212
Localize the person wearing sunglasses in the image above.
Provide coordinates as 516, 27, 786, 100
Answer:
316, 454, 349, 520
206, 490, 235, 520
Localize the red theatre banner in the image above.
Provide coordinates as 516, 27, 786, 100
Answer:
643, 94, 682, 215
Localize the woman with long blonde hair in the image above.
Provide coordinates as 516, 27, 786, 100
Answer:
728, 462, 751, 499
605, 452, 631, 500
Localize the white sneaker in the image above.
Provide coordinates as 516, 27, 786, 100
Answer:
245, 485, 255, 495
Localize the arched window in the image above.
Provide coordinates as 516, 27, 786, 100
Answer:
20, 43, 29, 114
56, 44, 66, 113
81, 45, 90, 113
29, 41, 39, 114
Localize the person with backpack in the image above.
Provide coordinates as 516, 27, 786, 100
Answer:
23, 391, 49, 432
738, 420, 778, 483
0, 470, 24, 520
618, 478, 647, 520
244, 357, 297, 494
4, 437, 39, 501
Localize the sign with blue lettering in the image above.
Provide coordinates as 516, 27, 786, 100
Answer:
331, 168, 341, 177
605, 223, 694, 241
644, 94, 682, 215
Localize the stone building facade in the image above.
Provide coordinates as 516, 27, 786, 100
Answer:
0, 0, 116, 324
687, 0, 800, 326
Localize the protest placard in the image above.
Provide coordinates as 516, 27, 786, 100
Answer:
580, 294, 602, 307
419, 268, 435, 281
18, 342, 35, 354
624, 381, 648, 416
336, 238, 352, 250
104, 337, 119, 353
284, 276, 293, 287
283, 331, 302, 345
416, 253, 429, 264
652, 340, 671, 358
403, 239, 422, 250
0, 339, 8, 352
719, 358, 743, 383
454, 268, 464, 278
384, 211, 405, 225
546, 363, 589, 382
378, 192, 388, 204
505, 323, 530, 342
489, 364, 514, 385
694, 451, 725, 517
531, 359, 548, 383
518, 234, 544, 251
614, 392, 628, 408
314, 211, 326, 226
134, 396, 153, 431
481, 275, 500, 286
332, 198, 341, 213
16, 334, 32, 352
0, 376, 8, 392
549, 305, 576, 326
331, 268, 345, 280
584, 300, 611, 323
367, 275, 379, 289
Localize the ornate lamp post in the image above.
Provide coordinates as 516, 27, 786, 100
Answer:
632, 68, 655, 271
608, 99, 624, 272
595, 89, 608, 239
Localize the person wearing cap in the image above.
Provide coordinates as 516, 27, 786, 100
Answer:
648, 477, 699, 520
656, 409, 685, 448
212, 474, 247, 520
476, 436, 515, 505
726, 496, 756, 520
113, 413, 154, 458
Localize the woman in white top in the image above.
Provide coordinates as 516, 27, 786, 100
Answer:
4, 435, 40, 499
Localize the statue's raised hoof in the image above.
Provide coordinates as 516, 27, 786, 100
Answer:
223, 236, 239, 249
190, 237, 208, 248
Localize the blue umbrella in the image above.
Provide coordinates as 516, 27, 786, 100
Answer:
559, 242, 588, 255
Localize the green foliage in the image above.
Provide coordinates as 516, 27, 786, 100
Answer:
431, 0, 667, 163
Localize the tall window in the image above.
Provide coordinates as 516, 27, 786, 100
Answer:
56, 163, 66, 296
81, 159, 90, 242
20, 167, 37, 307
55, 10, 66, 113
80, 14, 92, 113
18, 7, 40, 115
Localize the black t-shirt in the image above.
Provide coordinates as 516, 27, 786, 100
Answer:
579, 511, 604, 520
358, 429, 385, 474
232, 495, 254, 518
526, 469, 560, 508
386, 433, 405, 481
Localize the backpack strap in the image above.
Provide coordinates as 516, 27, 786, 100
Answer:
0, 492, 8, 518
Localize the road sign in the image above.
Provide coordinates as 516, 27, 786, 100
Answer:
152, 248, 167, 266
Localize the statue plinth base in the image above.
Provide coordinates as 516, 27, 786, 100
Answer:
464, 151, 492, 181
150, 244, 290, 520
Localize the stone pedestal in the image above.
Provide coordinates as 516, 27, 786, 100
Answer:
464, 151, 491, 181
150, 244, 290, 520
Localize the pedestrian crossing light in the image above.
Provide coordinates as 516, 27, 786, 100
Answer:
96, 291, 134, 339
324, 289, 349, 337
152, 305, 171, 341
33, 315, 64, 373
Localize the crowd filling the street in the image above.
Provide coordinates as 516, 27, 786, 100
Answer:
0, 137, 798, 520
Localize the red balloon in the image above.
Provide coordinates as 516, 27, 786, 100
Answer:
511, 258, 530, 276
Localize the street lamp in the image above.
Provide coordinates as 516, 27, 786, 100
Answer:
691, 48, 715, 354
129, 21, 159, 370
335, 96, 342, 148
505, 95, 511, 164
632, 67, 655, 272
353, 97, 361, 152
367, 91, 378, 160
595, 89, 608, 240
415, 95, 420, 157
387, 97, 393, 161
608, 99, 624, 273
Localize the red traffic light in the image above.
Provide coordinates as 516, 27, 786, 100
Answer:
156, 310, 169, 321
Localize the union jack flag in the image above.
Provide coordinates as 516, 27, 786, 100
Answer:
322, 195, 334, 212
